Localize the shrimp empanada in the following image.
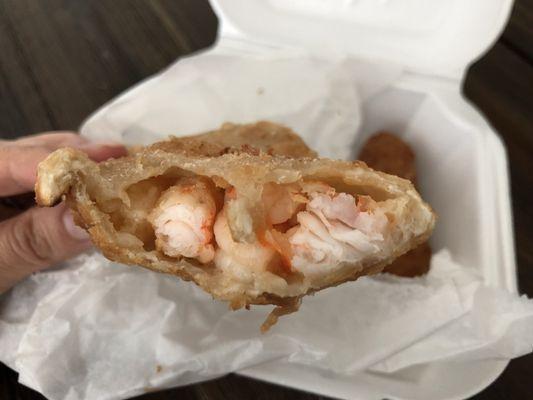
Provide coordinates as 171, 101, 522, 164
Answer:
36, 122, 435, 330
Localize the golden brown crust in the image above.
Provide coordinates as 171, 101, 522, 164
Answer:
150, 121, 317, 159
358, 131, 417, 185
35, 122, 435, 328
383, 242, 432, 277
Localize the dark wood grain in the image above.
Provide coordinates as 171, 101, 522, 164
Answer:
0, 0, 217, 137
502, 0, 533, 62
0, 0, 532, 399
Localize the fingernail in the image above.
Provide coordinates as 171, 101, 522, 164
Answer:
62, 209, 91, 241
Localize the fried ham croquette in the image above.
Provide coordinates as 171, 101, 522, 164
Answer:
35, 122, 435, 330
358, 131, 432, 277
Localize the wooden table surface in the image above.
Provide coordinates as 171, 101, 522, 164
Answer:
1, 1, 531, 399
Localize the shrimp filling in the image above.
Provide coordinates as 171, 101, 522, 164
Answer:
287, 191, 387, 277
148, 177, 218, 264
147, 178, 389, 277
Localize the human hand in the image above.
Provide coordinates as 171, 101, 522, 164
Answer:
0, 132, 126, 293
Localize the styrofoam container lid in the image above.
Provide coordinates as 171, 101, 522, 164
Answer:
211, 0, 513, 79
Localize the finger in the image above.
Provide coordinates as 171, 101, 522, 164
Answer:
13, 132, 126, 156
0, 204, 92, 293
0, 143, 126, 196
0, 145, 52, 196
14, 132, 88, 149
13, 132, 124, 153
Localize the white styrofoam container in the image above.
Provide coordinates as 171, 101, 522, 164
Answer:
79, 1, 517, 399
204, 1, 517, 399
211, 0, 514, 80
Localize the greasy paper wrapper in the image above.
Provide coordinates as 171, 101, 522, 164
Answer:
1, 49, 532, 400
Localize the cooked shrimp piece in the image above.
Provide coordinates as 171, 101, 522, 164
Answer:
256, 181, 390, 277
213, 209, 276, 271
288, 188, 388, 277
148, 177, 218, 264
307, 192, 359, 227
262, 183, 304, 225
307, 193, 387, 238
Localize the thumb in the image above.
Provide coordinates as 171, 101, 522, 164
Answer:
0, 204, 91, 292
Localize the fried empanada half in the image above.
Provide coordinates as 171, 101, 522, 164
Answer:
36, 122, 435, 330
